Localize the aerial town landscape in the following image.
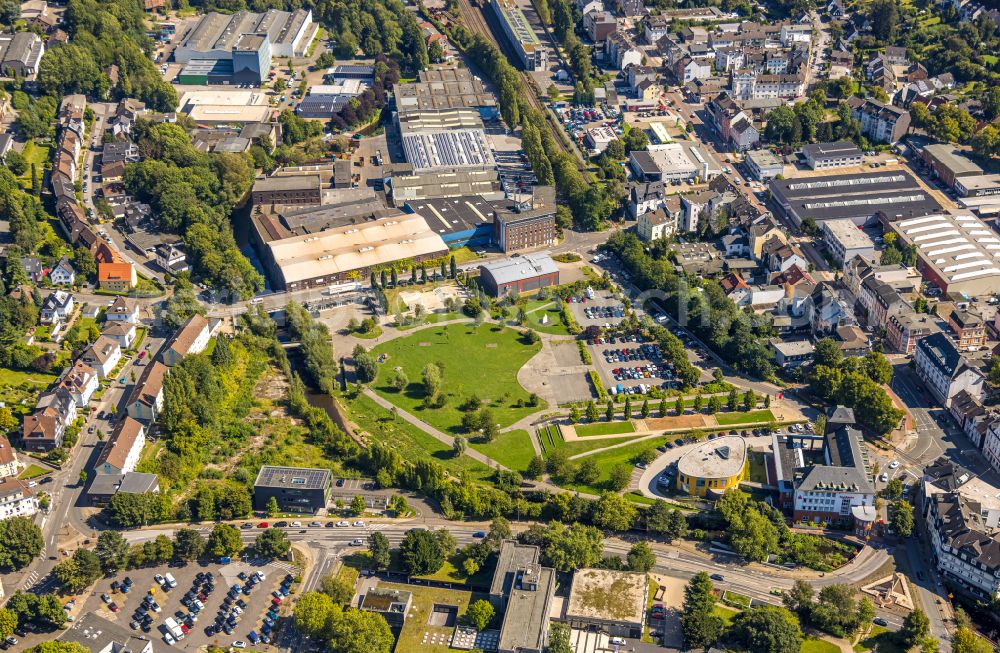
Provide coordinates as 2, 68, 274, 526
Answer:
1, 0, 1000, 652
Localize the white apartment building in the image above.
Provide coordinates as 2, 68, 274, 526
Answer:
926, 491, 1000, 600
914, 332, 985, 408
0, 478, 39, 520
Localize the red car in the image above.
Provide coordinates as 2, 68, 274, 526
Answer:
271, 597, 282, 606
258, 522, 269, 528
180, 624, 190, 634
138, 351, 146, 359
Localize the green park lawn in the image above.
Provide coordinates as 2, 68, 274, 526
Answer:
574, 421, 637, 437
853, 626, 902, 653
560, 437, 659, 494
715, 409, 776, 426
712, 604, 740, 626
801, 638, 841, 653
521, 299, 572, 336
469, 429, 536, 472
345, 392, 495, 482
538, 424, 644, 458
371, 323, 544, 434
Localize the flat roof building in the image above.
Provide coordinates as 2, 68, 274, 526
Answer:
389, 169, 502, 203
822, 218, 876, 267
491, 0, 548, 70
490, 541, 555, 653
676, 435, 748, 497
802, 141, 863, 170
252, 174, 323, 206
770, 170, 940, 227
401, 128, 494, 172
566, 569, 647, 639
883, 212, 1000, 296
262, 212, 449, 291
479, 251, 559, 297
394, 68, 497, 120
175, 8, 313, 61
745, 149, 783, 181
405, 195, 495, 247
921, 143, 983, 189
253, 465, 331, 514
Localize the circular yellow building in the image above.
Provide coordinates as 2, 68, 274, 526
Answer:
676, 436, 748, 498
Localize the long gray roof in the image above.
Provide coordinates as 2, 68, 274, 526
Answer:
480, 252, 558, 286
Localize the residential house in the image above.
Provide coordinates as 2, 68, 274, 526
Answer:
49, 256, 75, 286
604, 32, 642, 70
915, 332, 985, 408
925, 491, 1000, 601
102, 321, 137, 349
162, 314, 211, 366
679, 190, 715, 233
858, 276, 910, 329
641, 14, 670, 44
40, 290, 74, 325
584, 10, 617, 43
983, 420, 1000, 474
57, 360, 99, 406
19, 257, 43, 283
36, 388, 76, 427
155, 243, 189, 275
106, 297, 140, 323
98, 261, 137, 292
636, 201, 680, 242
81, 336, 122, 378
886, 312, 940, 354
763, 239, 808, 274
0, 478, 39, 521
770, 338, 815, 368
748, 220, 786, 261
810, 283, 852, 335
947, 309, 987, 351
729, 117, 760, 151
848, 96, 911, 144
95, 417, 146, 476
126, 361, 167, 423
674, 56, 711, 83
577, 0, 604, 14
0, 436, 17, 479
21, 407, 65, 451
629, 181, 665, 218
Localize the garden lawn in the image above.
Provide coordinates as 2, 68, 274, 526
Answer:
801, 638, 841, 653
469, 429, 536, 472
560, 437, 660, 493
372, 323, 545, 434
574, 421, 636, 437
18, 464, 50, 480
715, 409, 776, 426
16, 141, 51, 189
0, 367, 58, 410
346, 392, 495, 481
712, 604, 739, 626
748, 450, 768, 483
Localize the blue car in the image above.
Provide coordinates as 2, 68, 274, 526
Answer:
472, 531, 486, 538
248, 632, 260, 645
261, 623, 271, 635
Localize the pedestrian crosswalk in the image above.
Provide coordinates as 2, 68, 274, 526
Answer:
21, 570, 39, 590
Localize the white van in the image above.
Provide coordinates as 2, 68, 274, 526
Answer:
164, 572, 178, 588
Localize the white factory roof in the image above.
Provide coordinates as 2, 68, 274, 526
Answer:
178, 90, 268, 109
480, 252, 559, 286
267, 213, 447, 284
646, 143, 698, 175
186, 105, 272, 123
889, 212, 1000, 286
823, 219, 875, 249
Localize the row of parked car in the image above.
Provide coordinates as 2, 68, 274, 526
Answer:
237, 573, 295, 648
584, 305, 625, 320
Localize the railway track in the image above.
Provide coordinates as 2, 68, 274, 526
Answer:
455, 0, 586, 168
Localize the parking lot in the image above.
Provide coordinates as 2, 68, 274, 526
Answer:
74, 556, 298, 650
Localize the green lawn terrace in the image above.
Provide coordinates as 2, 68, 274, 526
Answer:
370, 323, 546, 435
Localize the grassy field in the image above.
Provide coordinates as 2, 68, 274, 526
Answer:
853, 625, 901, 653
712, 604, 739, 626
722, 590, 751, 608
560, 437, 659, 494
18, 464, 50, 480
17, 141, 51, 189
469, 429, 536, 472
715, 409, 776, 426
801, 638, 841, 653
396, 311, 463, 331
0, 367, 59, 413
538, 424, 646, 458
346, 392, 495, 481
380, 581, 484, 653
574, 421, 637, 437
372, 323, 544, 434
521, 299, 572, 336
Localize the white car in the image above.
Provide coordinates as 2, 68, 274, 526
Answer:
879, 473, 888, 483
610, 637, 627, 645
888, 461, 900, 469
154, 574, 165, 586
336, 521, 350, 527
353, 520, 365, 527
350, 539, 364, 546
163, 632, 176, 646
232, 641, 248, 649
290, 521, 302, 528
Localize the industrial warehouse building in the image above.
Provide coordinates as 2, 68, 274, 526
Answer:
769, 170, 940, 228
920, 143, 983, 190
881, 211, 1000, 296
178, 90, 272, 125
258, 212, 448, 291
175, 9, 314, 61
404, 196, 496, 247
479, 252, 559, 297
253, 465, 331, 514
